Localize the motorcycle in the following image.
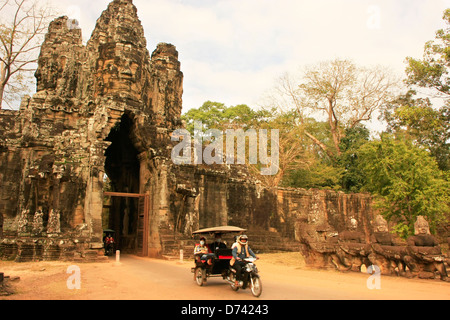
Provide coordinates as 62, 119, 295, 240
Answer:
103, 229, 115, 256
226, 257, 262, 298
105, 237, 115, 256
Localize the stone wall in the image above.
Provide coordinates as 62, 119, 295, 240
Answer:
168, 163, 374, 243
275, 188, 373, 241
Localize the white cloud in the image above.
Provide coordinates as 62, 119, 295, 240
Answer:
136, 0, 235, 47
182, 58, 283, 109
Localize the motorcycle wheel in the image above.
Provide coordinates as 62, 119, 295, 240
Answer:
195, 267, 206, 286
229, 273, 239, 292
250, 275, 262, 298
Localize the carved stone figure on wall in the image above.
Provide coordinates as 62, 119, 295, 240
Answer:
32, 209, 45, 236
298, 211, 340, 269
47, 209, 61, 235
17, 209, 30, 234
336, 217, 370, 272
404, 216, 448, 281
368, 215, 408, 276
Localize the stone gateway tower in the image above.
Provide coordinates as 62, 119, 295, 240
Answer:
0, 0, 185, 259
0, 0, 375, 262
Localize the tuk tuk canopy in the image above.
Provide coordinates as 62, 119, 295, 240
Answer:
192, 226, 247, 235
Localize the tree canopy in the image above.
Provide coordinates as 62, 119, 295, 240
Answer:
357, 135, 449, 238
382, 90, 450, 171
269, 59, 398, 162
405, 9, 450, 97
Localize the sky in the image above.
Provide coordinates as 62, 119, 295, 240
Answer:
48, 0, 450, 118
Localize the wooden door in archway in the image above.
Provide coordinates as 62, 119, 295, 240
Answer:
103, 192, 149, 257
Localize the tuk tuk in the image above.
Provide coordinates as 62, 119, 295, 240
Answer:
191, 226, 263, 297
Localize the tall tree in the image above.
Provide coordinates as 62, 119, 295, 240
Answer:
247, 109, 313, 188
282, 117, 344, 190
357, 135, 449, 238
182, 101, 270, 133
0, 0, 54, 109
382, 90, 450, 171
405, 9, 450, 97
338, 124, 370, 192
269, 59, 398, 162
403, 8, 450, 172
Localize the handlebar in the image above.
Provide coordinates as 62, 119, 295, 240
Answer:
243, 257, 258, 263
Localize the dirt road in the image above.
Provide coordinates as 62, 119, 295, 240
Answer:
1, 252, 449, 300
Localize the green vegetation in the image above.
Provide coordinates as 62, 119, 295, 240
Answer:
357, 135, 449, 238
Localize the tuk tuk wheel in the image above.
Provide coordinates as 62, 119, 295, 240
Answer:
194, 267, 206, 286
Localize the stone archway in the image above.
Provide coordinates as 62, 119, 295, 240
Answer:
103, 112, 142, 253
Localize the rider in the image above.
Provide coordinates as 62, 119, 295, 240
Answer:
230, 234, 258, 287
104, 233, 115, 255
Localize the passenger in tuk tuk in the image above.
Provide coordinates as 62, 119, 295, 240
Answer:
210, 233, 227, 253
194, 237, 214, 265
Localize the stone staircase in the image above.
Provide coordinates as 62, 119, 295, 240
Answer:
159, 227, 301, 260
246, 229, 301, 254
159, 228, 196, 261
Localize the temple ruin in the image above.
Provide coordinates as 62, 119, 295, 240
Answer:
2, 0, 447, 281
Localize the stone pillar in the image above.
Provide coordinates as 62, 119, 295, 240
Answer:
158, 160, 170, 225
82, 163, 105, 251
145, 157, 172, 257
138, 151, 153, 257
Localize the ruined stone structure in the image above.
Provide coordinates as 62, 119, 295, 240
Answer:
0, 0, 184, 260
5, 0, 443, 273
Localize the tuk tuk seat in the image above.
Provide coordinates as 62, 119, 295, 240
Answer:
211, 248, 233, 274
216, 248, 233, 260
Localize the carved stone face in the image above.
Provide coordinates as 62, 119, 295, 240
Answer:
95, 44, 143, 98
349, 217, 358, 231
373, 215, 388, 233
35, 58, 61, 91
307, 212, 318, 224
307, 211, 326, 225
414, 216, 431, 235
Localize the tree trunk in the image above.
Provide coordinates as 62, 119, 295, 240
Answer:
328, 99, 342, 157
0, 85, 4, 110
0, 61, 5, 109
304, 130, 336, 162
